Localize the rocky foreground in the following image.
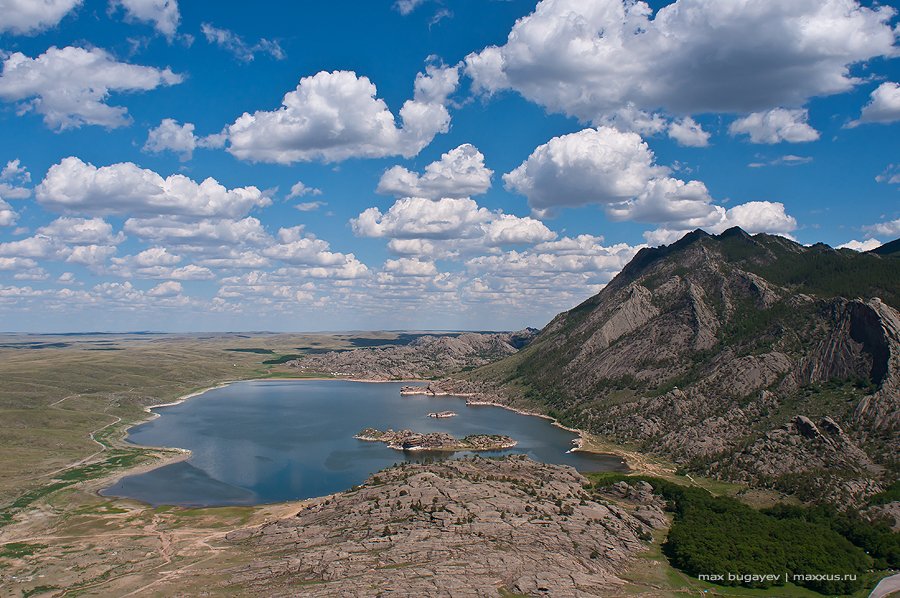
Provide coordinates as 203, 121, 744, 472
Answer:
355, 428, 516, 451
286, 329, 537, 379
225, 457, 665, 597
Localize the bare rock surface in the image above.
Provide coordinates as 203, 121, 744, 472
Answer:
286, 329, 537, 380
224, 456, 662, 597
354, 428, 517, 451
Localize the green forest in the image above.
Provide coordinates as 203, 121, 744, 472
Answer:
588, 473, 899, 595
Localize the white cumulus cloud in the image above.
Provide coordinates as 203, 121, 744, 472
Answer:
850, 82, 900, 126
668, 117, 711, 147
352, 197, 555, 249
377, 143, 493, 199
644, 201, 798, 246
225, 64, 458, 163
837, 239, 882, 251
0, 199, 19, 227
0, 159, 32, 199
0, 46, 182, 130
111, 0, 180, 39
36, 157, 271, 218
729, 109, 820, 144
143, 119, 225, 161
147, 280, 183, 297
862, 218, 900, 238
465, 0, 896, 122
0, 0, 81, 35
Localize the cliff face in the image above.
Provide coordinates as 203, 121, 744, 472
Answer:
461, 228, 900, 504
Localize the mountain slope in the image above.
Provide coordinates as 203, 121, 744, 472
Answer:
453, 228, 900, 504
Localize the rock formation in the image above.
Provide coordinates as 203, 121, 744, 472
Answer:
224, 456, 665, 596
285, 329, 538, 380
355, 428, 516, 451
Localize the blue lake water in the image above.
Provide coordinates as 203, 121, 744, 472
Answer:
102, 380, 627, 506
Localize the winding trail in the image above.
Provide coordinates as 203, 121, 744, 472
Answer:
36, 415, 122, 480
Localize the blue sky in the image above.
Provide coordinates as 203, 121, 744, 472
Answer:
0, 0, 898, 332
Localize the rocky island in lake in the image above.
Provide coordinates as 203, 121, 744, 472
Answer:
428, 410, 457, 418
355, 428, 516, 451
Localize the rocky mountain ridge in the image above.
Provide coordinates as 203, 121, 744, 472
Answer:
445, 228, 900, 505
285, 329, 538, 379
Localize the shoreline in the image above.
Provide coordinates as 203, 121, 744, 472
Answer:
101, 376, 630, 507
407, 391, 595, 455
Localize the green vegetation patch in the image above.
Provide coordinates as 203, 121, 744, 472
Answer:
225, 348, 275, 354
262, 354, 305, 365
588, 474, 886, 595
0, 542, 47, 559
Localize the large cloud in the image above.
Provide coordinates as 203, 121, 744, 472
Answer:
0, 46, 182, 130
465, 0, 897, 122
504, 127, 665, 214
377, 143, 493, 199
504, 126, 721, 223
729, 108, 820, 143
352, 197, 555, 252
0, 0, 81, 35
505, 126, 801, 238
112, 0, 180, 38
36, 157, 271, 218
225, 65, 458, 163
850, 82, 900, 126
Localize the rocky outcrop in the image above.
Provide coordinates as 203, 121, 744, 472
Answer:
224, 457, 664, 597
355, 428, 516, 451
286, 329, 538, 380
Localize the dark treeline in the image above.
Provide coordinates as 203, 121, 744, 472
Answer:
589, 473, 898, 595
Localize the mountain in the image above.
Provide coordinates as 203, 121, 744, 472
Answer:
870, 237, 900, 257
451, 228, 900, 504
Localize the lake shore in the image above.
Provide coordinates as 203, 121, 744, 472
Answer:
103, 376, 637, 506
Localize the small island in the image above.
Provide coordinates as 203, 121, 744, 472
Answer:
400, 385, 434, 396
428, 411, 457, 418
355, 428, 516, 452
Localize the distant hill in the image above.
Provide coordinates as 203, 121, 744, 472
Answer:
869, 237, 900, 257
449, 228, 899, 505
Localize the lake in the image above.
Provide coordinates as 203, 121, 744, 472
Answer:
102, 380, 627, 506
